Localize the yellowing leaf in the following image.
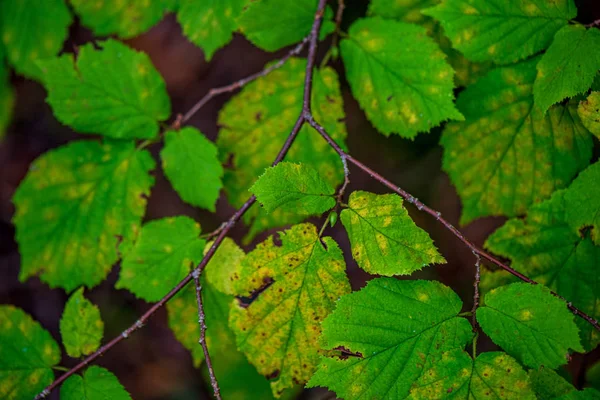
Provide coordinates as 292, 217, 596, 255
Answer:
203, 238, 245, 297
60, 288, 104, 358
340, 191, 445, 276
578, 91, 600, 138
229, 223, 350, 396
442, 57, 593, 224
13, 140, 155, 292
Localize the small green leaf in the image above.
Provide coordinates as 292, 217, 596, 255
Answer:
477, 282, 584, 369
238, 0, 335, 52
203, 238, 245, 296
13, 140, 155, 292
578, 91, 600, 138
60, 288, 104, 358
409, 351, 536, 399
308, 278, 473, 399
250, 162, 336, 215
529, 367, 577, 399
38, 40, 170, 140
564, 161, 600, 245
534, 25, 600, 113
0, 0, 72, 79
117, 216, 205, 302
442, 57, 593, 224
60, 366, 132, 400
229, 223, 351, 396
161, 127, 224, 211
340, 191, 445, 276
70, 0, 175, 38
176, 0, 244, 60
341, 17, 463, 138
423, 0, 576, 65
0, 306, 60, 400
368, 0, 440, 24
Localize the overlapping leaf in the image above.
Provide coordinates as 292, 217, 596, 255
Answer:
477, 283, 583, 369
423, 0, 576, 65
578, 91, 600, 138
60, 288, 104, 358
70, 0, 175, 38
229, 223, 351, 396
529, 367, 578, 399
308, 278, 473, 399
203, 238, 245, 296
38, 40, 170, 140
564, 161, 600, 245
161, 128, 223, 211
368, 0, 440, 24
534, 25, 600, 113
176, 0, 244, 60
117, 216, 205, 302
238, 0, 335, 52
442, 57, 593, 224
13, 140, 155, 292
217, 58, 347, 241
341, 17, 463, 138
250, 162, 336, 215
60, 366, 132, 400
0, 306, 60, 400
409, 351, 536, 399
340, 191, 445, 276
0, 0, 72, 79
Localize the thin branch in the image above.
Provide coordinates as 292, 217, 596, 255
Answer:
586, 19, 600, 28
471, 252, 482, 331
304, 115, 600, 332
336, 155, 350, 203
332, 0, 345, 50
193, 271, 221, 400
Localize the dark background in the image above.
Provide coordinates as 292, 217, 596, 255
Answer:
1, 1, 599, 398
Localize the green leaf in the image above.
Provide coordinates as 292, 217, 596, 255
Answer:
308, 278, 472, 399
0, 52, 13, 139
217, 58, 347, 241
0, 0, 72, 79
238, 0, 335, 52
229, 223, 351, 396
70, 0, 175, 38
0, 306, 60, 400
250, 162, 336, 215
13, 140, 155, 292
340, 191, 445, 276
204, 238, 245, 296
564, 161, 600, 245
423, 0, 576, 65
409, 351, 536, 399
534, 25, 600, 113
117, 216, 205, 302
38, 40, 170, 140
60, 288, 104, 358
483, 188, 600, 351
176, 0, 245, 60
578, 91, 600, 138
160, 127, 223, 211
477, 282, 584, 369
368, 0, 440, 24
341, 17, 463, 138
442, 57, 593, 224
529, 367, 577, 399
60, 366, 132, 400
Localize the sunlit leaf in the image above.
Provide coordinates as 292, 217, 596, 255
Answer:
60, 366, 132, 400
60, 288, 104, 358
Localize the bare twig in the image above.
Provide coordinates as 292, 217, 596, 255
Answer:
336, 155, 350, 203
471, 252, 482, 331
586, 19, 600, 28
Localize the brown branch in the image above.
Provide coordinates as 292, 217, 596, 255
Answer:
304, 115, 600, 332
471, 253, 482, 331
586, 19, 600, 28
34, 1, 330, 398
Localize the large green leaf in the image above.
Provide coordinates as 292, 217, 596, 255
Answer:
13, 140, 155, 292
60, 366, 132, 400
0, 306, 60, 400
176, 0, 244, 60
564, 161, 600, 245
38, 40, 170, 140
534, 25, 600, 113
340, 191, 445, 276
250, 162, 336, 216
238, 0, 335, 52
409, 351, 536, 399
161, 127, 223, 211
477, 283, 584, 369
0, 0, 72, 79
423, 0, 576, 65
442, 57, 593, 224
60, 288, 104, 358
229, 223, 351, 396
341, 17, 463, 138
308, 278, 473, 399
117, 216, 205, 302
578, 91, 600, 138
70, 0, 175, 38
217, 58, 347, 241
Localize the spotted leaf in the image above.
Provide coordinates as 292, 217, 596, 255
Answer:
60, 288, 104, 358
578, 91, 600, 138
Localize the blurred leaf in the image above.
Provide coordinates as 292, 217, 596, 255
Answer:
368, 0, 440, 24
60, 288, 104, 358
578, 91, 600, 138
563, 161, 600, 245
529, 367, 576, 399
0, 44, 13, 139
60, 366, 132, 400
